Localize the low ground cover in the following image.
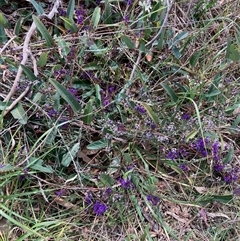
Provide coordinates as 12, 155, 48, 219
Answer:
0, 0, 239, 240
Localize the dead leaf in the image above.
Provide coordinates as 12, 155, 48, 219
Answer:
54, 196, 77, 210
199, 208, 210, 227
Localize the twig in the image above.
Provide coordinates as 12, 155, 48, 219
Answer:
145, 0, 173, 47
3, 0, 61, 102
3, 84, 32, 116
0, 36, 17, 55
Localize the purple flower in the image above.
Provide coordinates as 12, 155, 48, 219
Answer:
233, 187, 240, 196
166, 149, 179, 160
104, 187, 112, 197
59, 8, 67, 17
48, 109, 57, 118
76, 7, 87, 25
214, 161, 225, 172
118, 177, 134, 189
150, 122, 157, 129
93, 201, 107, 215
225, 77, 231, 83
56, 189, 65, 196
147, 194, 160, 206
179, 164, 189, 172
212, 141, 220, 161
124, 0, 132, 5
182, 113, 190, 120
103, 97, 110, 107
108, 86, 115, 93
192, 138, 208, 157
85, 192, 93, 205
224, 168, 238, 184
135, 105, 146, 114
123, 15, 130, 25
19, 169, 29, 181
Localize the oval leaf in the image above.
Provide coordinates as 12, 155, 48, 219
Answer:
48, 79, 81, 113
87, 138, 108, 150
92, 7, 101, 28
32, 15, 54, 47
62, 143, 80, 167
21, 64, 38, 81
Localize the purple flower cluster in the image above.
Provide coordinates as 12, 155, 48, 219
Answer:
147, 194, 160, 206
93, 201, 107, 216
75, 6, 87, 25
101, 86, 116, 108
58, 8, 66, 17
192, 137, 209, 157
54, 69, 69, 78
135, 105, 146, 114
48, 109, 57, 118
124, 0, 133, 5
182, 113, 191, 121
166, 149, 179, 160
118, 177, 134, 189
166, 147, 188, 161
224, 168, 239, 184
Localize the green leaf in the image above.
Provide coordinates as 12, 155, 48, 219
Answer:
44, 126, 58, 145
37, 52, 48, 67
82, 98, 94, 124
0, 101, 11, 110
103, 0, 112, 24
225, 102, 240, 113
226, 38, 240, 62
30, 159, 53, 173
48, 78, 81, 114
87, 138, 108, 150
14, 17, 22, 36
223, 146, 234, 164
172, 45, 182, 59
0, 25, 7, 44
10, 103, 28, 124
161, 83, 178, 103
91, 7, 101, 28
60, 16, 78, 33
204, 89, 221, 98
89, 43, 109, 56
141, 103, 158, 124
0, 164, 15, 173
121, 35, 135, 50
0, 12, 8, 26
173, 31, 189, 45
66, 0, 75, 21
231, 115, 240, 134
28, 0, 45, 15
61, 143, 80, 167
100, 173, 115, 186
189, 50, 201, 67
32, 15, 54, 47
206, 72, 221, 101
186, 129, 198, 142
56, 39, 71, 57
212, 195, 233, 203
95, 84, 102, 106
21, 64, 38, 81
